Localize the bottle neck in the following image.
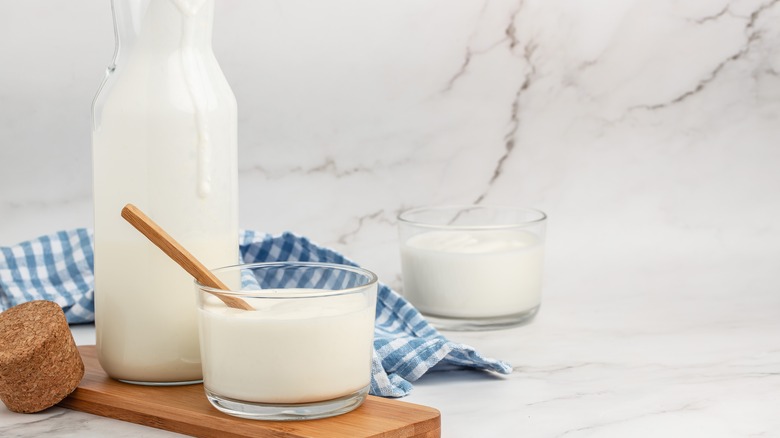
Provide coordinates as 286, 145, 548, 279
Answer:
112, 0, 215, 56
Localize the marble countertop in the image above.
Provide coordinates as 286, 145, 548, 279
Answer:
2, 250, 778, 437
2, 0, 780, 436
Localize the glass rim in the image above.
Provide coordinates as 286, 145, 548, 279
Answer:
195, 261, 379, 299
397, 204, 547, 230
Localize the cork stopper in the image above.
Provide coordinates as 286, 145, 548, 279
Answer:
0, 300, 84, 413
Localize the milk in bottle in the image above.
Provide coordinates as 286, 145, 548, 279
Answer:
92, 0, 238, 384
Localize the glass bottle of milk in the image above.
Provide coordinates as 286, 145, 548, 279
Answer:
92, 0, 238, 384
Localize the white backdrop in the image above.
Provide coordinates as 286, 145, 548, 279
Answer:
3, 2, 780, 436
1, 0, 779, 289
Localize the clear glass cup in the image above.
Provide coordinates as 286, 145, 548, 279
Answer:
195, 262, 378, 421
398, 205, 547, 330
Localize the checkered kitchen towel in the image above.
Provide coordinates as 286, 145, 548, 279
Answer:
0, 229, 512, 397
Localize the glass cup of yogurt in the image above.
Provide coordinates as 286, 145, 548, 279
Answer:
195, 262, 378, 420
398, 205, 546, 330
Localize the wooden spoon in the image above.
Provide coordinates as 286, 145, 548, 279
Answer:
121, 203, 253, 311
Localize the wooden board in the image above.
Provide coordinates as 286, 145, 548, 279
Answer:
58, 346, 440, 438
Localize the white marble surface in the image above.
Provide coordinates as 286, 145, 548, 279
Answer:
2, 0, 780, 436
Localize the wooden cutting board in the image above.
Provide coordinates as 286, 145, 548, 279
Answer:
58, 346, 440, 438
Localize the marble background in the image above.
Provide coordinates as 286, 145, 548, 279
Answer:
1, 1, 780, 436
1, 0, 779, 287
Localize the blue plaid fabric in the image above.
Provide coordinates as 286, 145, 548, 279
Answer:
1, 229, 512, 397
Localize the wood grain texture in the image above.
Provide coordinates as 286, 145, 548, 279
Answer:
59, 346, 441, 438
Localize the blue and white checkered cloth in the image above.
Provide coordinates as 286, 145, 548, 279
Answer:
0, 229, 512, 397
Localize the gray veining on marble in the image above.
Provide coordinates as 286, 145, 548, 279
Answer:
2, 0, 779, 436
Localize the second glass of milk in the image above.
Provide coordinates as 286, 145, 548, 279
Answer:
195, 262, 378, 421
398, 205, 547, 330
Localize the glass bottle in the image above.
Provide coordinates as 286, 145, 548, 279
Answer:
92, 0, 238, 384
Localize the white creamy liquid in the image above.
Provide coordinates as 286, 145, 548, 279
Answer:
96, 240, 236, 382
93, 0, 238, 382
198, 291, 375, 404
401, 230, 544, 318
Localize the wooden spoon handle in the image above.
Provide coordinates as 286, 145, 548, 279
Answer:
121, 204, 253, 311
